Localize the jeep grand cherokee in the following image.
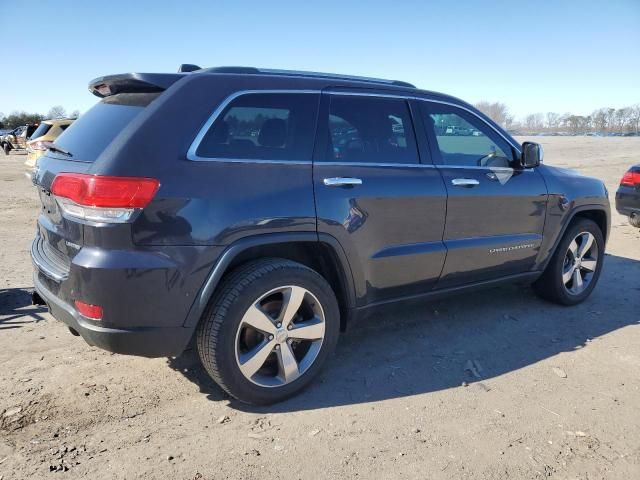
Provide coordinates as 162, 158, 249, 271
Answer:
31, 66, 610, 404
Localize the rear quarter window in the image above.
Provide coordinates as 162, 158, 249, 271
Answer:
53, 93, 159, 162
194, 92, 319, 161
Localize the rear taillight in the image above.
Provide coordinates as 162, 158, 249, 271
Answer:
74, 300, 103, 320
620, 170, 640, 188
30, 140, 53, 151
51, 173, 159, 223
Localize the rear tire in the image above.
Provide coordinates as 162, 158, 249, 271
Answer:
533, 218, 604, 305
2, 144, 10, 155
629, 214, 640, 229
196, 258, 340, 405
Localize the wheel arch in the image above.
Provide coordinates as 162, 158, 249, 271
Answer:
539, 204, 610, 271
572, 208, 608, 243
183, 233, 356, 330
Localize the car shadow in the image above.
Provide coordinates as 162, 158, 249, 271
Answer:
167, 253, 640, 411
0, 287, 48, 330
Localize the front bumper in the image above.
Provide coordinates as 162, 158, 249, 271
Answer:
33, 271, 194, 357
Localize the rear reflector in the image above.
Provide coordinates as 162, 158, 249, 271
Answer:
51, 173, 159, 223
74, 300, 103, 320
620, 171, 640, 187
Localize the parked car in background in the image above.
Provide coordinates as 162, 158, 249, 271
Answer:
25, 118, 75, 170
31, 66, 610, 405
1, 124, 39, 154
616, 165, 640, 227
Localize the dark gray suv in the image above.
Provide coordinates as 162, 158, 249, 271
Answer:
31, 66, 610, 404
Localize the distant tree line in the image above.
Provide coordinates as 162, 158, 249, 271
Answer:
0, 106, 80, 129
475, 102, 640, 135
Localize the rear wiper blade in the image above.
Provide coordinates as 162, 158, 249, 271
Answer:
48, 145, 73, 157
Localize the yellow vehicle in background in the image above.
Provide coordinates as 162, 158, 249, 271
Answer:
25, 118, 75, 170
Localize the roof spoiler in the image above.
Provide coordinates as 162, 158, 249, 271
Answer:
88, 73, 185, 98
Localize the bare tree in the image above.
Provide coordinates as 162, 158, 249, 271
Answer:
615, 108, 632, 133
545, 112, 560, 131
70, 110, 81, 118
47, 106, 67, 119
565, 115, 591, 134
474, 101, 511, 128
629, 105, 640, 134
524, 113, 544, 131
591, 108, 608, 132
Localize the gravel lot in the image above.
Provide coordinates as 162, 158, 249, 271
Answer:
1, 137, 639, 479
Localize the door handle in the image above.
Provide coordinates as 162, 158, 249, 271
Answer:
323, 177, 363, 187
451, 178, 480, 187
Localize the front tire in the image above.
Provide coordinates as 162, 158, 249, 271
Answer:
533, 218, 604, 305
196, 258, 340, 405
2, 143, 10, 155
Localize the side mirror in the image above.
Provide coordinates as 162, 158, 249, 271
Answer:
521, 141, 543, 168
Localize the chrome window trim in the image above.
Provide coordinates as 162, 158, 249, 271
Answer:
192, 158, 312, 165
186, 89, 320, 162
187, 88, 521, 164
318, 161, 435, 169
319, 162, 529, 173
433, 164, 532, 172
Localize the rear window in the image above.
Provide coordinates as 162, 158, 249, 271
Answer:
52, 93, 159, 162
195, 92, 319, 161
30, 123, 52, 140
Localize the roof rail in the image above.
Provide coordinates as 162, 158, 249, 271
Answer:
198, 66, 416, 88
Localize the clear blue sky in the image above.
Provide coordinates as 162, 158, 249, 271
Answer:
1, 0, 638, 119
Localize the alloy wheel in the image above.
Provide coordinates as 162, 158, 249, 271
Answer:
234, 285, 326, 387
562, 232, 599, 295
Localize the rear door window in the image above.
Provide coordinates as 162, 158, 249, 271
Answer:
52, 93, 159, 162
195, 92, 319, 161
325, 95, 418, 164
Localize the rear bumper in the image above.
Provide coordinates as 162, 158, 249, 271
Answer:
33, 271, 194, 357
615, 187, 640, 217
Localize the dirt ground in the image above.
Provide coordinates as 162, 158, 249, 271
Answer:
1, 137, 638, 480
